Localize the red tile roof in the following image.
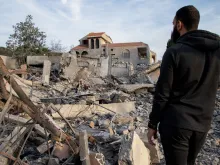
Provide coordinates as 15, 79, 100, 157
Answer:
87, 32, 105, 37
102, 42, 147, 48
72, 45, 88, 50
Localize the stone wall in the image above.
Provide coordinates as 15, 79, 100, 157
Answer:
0, 55, 18, 69
27, 56, 61, 65
106, 46, 149, 77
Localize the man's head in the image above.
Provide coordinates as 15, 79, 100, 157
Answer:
172, 5, 200, 43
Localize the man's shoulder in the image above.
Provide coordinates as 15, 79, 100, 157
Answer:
165, 43, 190, 56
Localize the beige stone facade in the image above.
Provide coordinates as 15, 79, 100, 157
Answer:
72, 32, 157, 77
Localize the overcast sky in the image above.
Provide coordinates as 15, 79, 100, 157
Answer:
0, 0, 220, 59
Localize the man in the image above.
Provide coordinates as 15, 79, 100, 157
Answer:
147, 5, 220, 165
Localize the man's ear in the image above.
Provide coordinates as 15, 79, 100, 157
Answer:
176, 20, 182, 31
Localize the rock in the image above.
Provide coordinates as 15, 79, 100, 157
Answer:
215, 139, 220, 146
37, 140, 54, 154
212, 158, 219, 165
53, 142, 70, 160
108, 127, 114, 136
90, 152, 105, 165
31, 136, 46, 146
135, 116, 143, 122
98, 119, 110, 129
48, 158, 59, 165
122, 130, 129, 135
208, 129, 214, 134
114, 116, 134, 125
89, 121, 95, 129
215, 115, 220, 122
42, 60, 51, 85
128, 125, 135, 131
118, 131, 151, 165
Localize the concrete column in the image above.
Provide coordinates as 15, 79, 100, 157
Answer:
99, 38, 102, 48
42, 60, 51, 85
88, 39, 91, 49
94, 38, 96, 49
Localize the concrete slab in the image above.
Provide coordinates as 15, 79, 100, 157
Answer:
52, 102, 136, 119
42, 60, 51, 85
118, 131, 151, 165
119, 84, 155, 93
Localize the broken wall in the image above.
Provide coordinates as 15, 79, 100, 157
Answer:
27, 55, 61, 65
107, 46, 149, 77
0, 55, 18, 69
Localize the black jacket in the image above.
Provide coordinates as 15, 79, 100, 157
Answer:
149, 30, 220, 132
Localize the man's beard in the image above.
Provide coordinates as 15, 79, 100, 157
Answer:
171, 25, 180, 43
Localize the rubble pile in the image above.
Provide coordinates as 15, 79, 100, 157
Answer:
0, 56, 219, 165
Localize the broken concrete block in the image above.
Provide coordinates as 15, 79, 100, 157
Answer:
48, 158, 59, 165
20, 64, 27, 79
42, 60, 51, 85
138, 132, 161, 164
118, 131, 151, 165
1, 113, 48, 137
79, 130, 91, 165
119, 84, 155, 94
0, 126, 28, 165
114, 116, 134, 125
144, 142, 161, 164
61, 53, 80, 81
108, 127, 114, 136
89, 152, 105, 165
37, 140, 54, 154
52, 102, 136, 119
98, 119, 111, 129
116, 127, 129, 135
53, 142, 71, 160
89, 121, 95, 129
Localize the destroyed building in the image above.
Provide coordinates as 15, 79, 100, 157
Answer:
71, 32, 157, 77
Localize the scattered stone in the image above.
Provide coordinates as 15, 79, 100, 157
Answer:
212, 158, 219, 165
135, 116, 143, 122
48, 158, 59, 165
98, 119, 111, 129
128, 125, 135, 131
215, 115, 220, 122
89, 121, 95, 129
90, 152, 105, 165
42, 60, 51, 85
114, 116, 134, 125
108, 127, 114, 136
118, 131, 151, 165
37, 140, 54, 154
53, 142, 71, 160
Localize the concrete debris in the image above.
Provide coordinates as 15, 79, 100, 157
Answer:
90, 152, 105, 165
42, 60, 51, 85
0, 55, 219, 165
37, 140, 54, 154
118, 131, 151, 165
52, 102, 136, 118
61, 53, 80, 81
53, 142, 71, 160
119, 84, 155, 94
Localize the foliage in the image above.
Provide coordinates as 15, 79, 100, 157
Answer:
50, 40, 67, 53
6, 15, 48, 63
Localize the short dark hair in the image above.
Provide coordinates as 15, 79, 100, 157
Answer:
175, 5, 200, 30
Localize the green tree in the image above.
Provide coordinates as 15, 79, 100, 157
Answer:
6, 15, 48, 64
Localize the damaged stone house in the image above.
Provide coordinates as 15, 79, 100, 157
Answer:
71, 32, 157, 77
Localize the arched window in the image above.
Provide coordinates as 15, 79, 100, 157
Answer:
76, 51, 80, 57
91, 39, 94, 49
96, 39, 100, 49
123, 49, 130, 58
81, 51, 88, 56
